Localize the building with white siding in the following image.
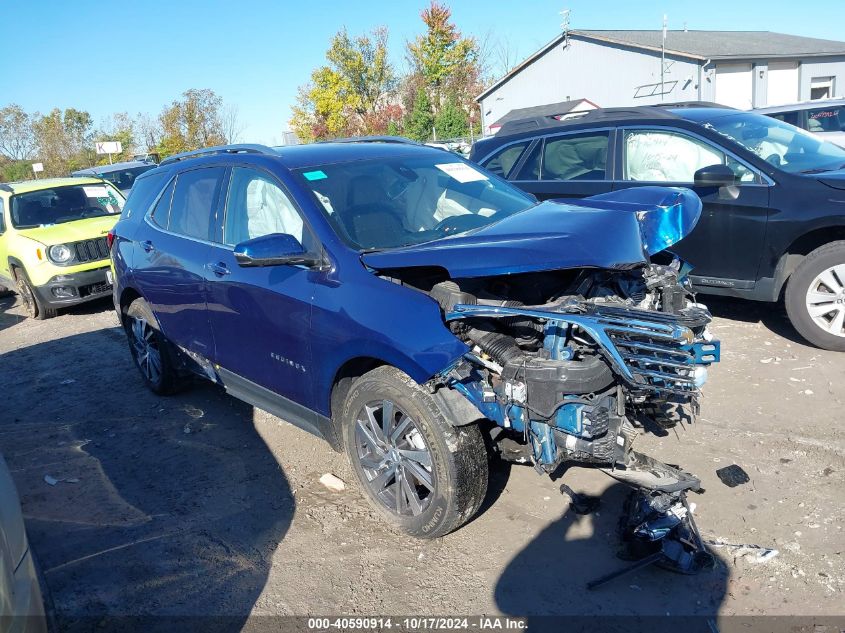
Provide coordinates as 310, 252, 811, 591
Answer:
477, 30, 845, 134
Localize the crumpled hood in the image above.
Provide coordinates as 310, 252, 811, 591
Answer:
361, 187, 701, 278
15, 215, 118, 246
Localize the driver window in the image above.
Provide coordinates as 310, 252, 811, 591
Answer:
624, 130, 755, 183
0, 200, 5, 234
224, 167, 304, 247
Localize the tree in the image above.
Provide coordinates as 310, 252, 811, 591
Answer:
0, 105, 36, 160
31, 107, 94, 175
407, 2, 478, 108
434, 97, 469, 140
222, 104, 245, 144
157, 89, 227, 157
290, 27, 397, 141
404, 89, 434, 142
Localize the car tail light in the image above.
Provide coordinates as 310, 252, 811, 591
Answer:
107, 230, 115, 250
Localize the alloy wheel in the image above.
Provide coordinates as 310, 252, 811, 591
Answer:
804, 264, 845, 338
129, 316, 163, 384
354, 399, 435, 517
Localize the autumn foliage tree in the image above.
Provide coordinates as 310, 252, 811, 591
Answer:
290, 27, 400, 141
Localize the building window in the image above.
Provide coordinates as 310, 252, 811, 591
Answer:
810, 77, 835, 101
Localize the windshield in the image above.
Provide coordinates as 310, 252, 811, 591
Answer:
11, 183, 124, 229
95, 164, 156, 192
295, 154, 535, 250
701, 112, 845, 174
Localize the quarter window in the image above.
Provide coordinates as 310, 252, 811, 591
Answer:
123, 172, 167, 219
224, 167, 306, 247
480, 141, 530, 178
623, 130, 754, 183
512, 141, 542, 180
167, 167, 225, 240
542, 132, 609, 181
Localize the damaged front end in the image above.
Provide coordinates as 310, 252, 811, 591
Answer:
367, 187, 721, 578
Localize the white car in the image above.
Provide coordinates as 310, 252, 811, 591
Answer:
0, 453, 47, 633
756, 99, 845, 147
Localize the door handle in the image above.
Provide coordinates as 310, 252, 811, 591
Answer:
141, 240, 155, 253
205, 262, 230, 277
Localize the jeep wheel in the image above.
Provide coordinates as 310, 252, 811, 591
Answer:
786, 241, 845, 351
124, 298, 181, 394
341, 366, 488, 538
14, 268, 57, 320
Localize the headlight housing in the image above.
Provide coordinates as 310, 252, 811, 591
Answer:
47, 243, 75, 265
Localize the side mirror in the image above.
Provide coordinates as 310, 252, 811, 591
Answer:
233, 233, 320, 268
694, 164, 736, 187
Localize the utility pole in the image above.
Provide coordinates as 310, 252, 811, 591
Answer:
560, 8, 571, 48
661, 14, 667, 102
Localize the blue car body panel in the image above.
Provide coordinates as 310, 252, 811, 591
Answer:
361, 187, 701, 277
111, 145, 709, 439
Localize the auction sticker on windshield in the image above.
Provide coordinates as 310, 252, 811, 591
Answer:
83, 186, 109, 198
435, 163, 488, 183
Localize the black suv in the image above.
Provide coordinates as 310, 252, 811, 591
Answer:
471, 105, 845, 351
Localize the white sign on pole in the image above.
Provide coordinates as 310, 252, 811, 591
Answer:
32, 162, 44, 173
95, 141, 122, 155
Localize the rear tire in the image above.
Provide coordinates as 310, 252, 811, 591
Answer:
13, 267, 57, 320
785, 241, 845, 351
123, 298, 182, 394
341, 366, 488, 539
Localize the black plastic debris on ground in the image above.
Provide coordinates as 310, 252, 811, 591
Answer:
716, 464, 750, 487
559, 483, 601, 515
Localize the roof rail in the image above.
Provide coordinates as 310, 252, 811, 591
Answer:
323, 135, 420, 145
159, 144, 277, 166
657, 101, 733, 109
497, 106, 682, 136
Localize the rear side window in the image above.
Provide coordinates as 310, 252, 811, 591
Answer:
122, 172, 167, 219
480, 141, 530, 178
807, 106, 845, 133
542, 132, 609, 181
167, 167, 225, 241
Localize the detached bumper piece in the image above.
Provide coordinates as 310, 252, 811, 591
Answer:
33, 266, 112, 308
586, 450, 714, 589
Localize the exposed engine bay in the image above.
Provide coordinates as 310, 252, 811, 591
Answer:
387, 255, 721, 578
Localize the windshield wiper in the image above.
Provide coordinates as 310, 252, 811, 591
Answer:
801, 163, 845, 175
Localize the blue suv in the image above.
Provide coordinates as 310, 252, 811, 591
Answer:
110, 141, 720, 544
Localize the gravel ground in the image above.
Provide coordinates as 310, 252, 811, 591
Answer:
0, 291, 843, 629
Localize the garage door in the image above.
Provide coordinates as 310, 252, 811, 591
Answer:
767, 61, 799, 106
715, 63, 753, 110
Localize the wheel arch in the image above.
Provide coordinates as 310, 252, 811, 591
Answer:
118, 286, 143, 323
773, 225, 845, 300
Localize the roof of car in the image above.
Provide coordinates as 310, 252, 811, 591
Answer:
71, 160, 155, 175
755, 98, 845, 113
155, 140, 455, 172
488, 104, 736, 139
0, 177, 106, 195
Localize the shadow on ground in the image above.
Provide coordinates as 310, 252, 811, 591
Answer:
699, 294, 809, 346
494, 479, 729, 631
0, 328, 293, 632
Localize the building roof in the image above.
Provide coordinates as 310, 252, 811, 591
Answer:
477, 30, 845, 102
489, 98, 598, 130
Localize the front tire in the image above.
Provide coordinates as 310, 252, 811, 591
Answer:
785, 241, 845, 351
123, 298, 182, 394
341, 366, 488, 538
14, 268, 57, 320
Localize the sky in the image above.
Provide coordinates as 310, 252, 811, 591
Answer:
2, 0, 844, 144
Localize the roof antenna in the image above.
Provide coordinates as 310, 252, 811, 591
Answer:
560, 8, 571, 48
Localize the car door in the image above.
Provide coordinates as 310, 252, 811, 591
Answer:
204, 165, 315, 409
132, 166, 225, 358
612, 127, 772, 286
509, 130, 614, 200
